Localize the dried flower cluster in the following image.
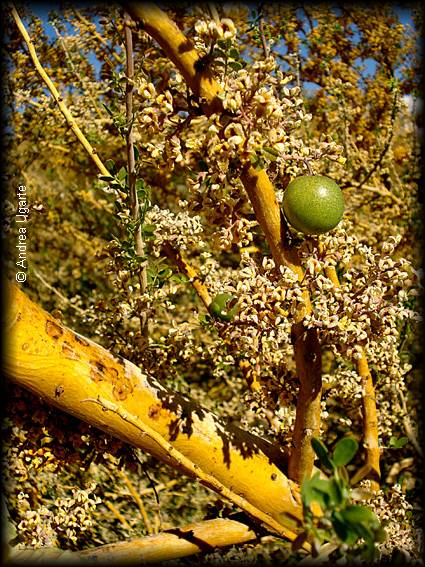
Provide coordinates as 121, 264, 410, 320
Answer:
3, 3, 422, 562
15, 484, 100, 549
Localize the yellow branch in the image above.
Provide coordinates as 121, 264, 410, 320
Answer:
83, 395, 301, 541
350, 351, 381, 491
120, 469, 154, 535
239, 166, 310, 318
288, 325, 322, 483
13, 0, 321, 488
126, 2, 307, 294
8, 518, 260, 564
105, 500, 133, 531
163, 243, 212, 310
325, 266, 380, 491
5, 281, 307, 543
127, 3, 223, 116
10, 5, 110, 178
77, 517, 258, 562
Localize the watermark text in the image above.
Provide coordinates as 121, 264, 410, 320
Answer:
15, 184, 28, 283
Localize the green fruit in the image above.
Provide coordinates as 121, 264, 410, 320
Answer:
282, 175, 345, 235
209, 293, 239, 321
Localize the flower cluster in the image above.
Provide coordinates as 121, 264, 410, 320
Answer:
145, 203, 206, 254
370, 484, 423, 560
4, 4, 422, 562
15, 484, 100, 548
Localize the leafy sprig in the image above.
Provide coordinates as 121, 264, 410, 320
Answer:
295, 437, 387, 562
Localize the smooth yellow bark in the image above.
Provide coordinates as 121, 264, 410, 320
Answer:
4, 281, 304, 539
7, 518, 258, 564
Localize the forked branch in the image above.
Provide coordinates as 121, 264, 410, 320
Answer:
126, 2, 322, 484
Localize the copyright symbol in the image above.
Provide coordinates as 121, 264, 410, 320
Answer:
16, 272, 26, 283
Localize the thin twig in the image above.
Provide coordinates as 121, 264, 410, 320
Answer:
206, 2, 220, 26
139, 480, 178, 496
10, 5, 110, 178
105, 500, 133, 531
163, 243, 211, 309
356, 86, 399, 191
51, 20, 104, 119
120, 469, 154, 534
73, 8, 123, 64
258, 4, 270, 59
124, 15, 149, 337
32, 268, 87, 315
398, 389, 423, 458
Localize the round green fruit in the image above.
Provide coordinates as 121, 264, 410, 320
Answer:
282, 175, 345, 235
209, 293, 239, 321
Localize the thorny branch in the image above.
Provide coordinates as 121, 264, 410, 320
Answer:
258, 4, 270, 59
356, 86, 399, 191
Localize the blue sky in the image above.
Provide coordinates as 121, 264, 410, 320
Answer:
25, 4, 415, 88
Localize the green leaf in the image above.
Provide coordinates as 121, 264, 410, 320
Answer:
105, 159, 116, 173
133, 255, 148, 264
117, 166, 127, 181
170, 273, 189, 284
332, 437, 358, 467
331, 511, 358, 545
326, 477, 345, 508
389, 436, 408, 449
302, 473, 326, 508
213, 47, 227, 58
374, 526, 388, 543
350, 520, 374, 543
263, 146, 280, 157
340, 505, 380, 530
110, 179, 125, 189
209, 293, 239, 321
136, 178, 149, 200
142, 224, 156, 235
102, 103, 114, 117
228, 61, 243, 71
337, 463, 350, 484
250, 153, 260, 167
136, 177, 146, 191
311, 438, 335, 471
158, 268, 173, 280
302, 473, 336, 510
